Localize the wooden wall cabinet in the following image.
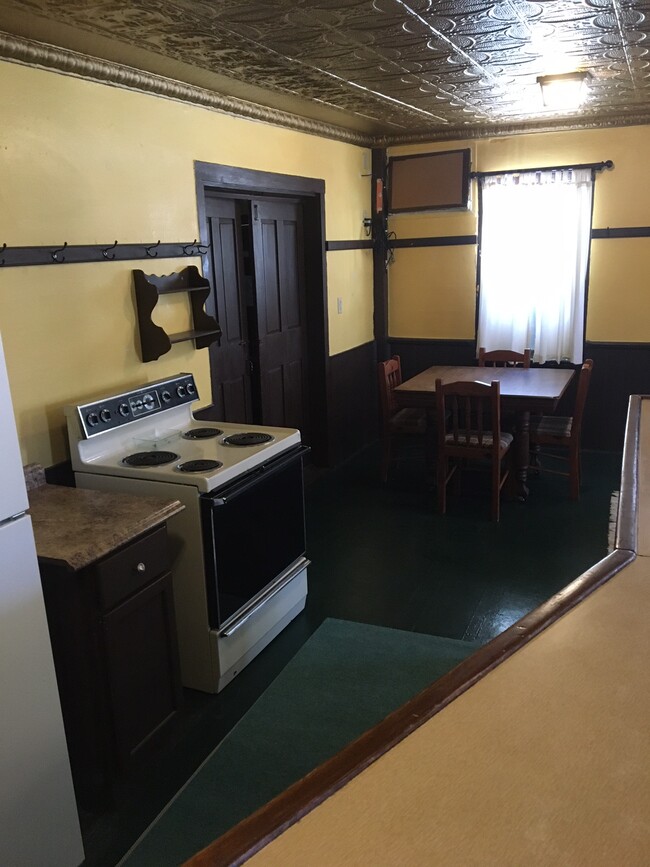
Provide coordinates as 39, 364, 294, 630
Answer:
39, 525, 182, 807
133, 265, 222, 362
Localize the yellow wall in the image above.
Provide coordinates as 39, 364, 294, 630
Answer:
0, 61, 372, 466
388, 126, 650, 342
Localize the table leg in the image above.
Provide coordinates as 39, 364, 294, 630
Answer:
514, 410, 531, 501
425, 409, 437, 488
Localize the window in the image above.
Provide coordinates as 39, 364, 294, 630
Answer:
476, 168, 594, 364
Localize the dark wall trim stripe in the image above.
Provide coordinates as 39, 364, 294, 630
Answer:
369, 226, 650, 251
391, 234, 477, 248
5, 226, 644, 268
585, 340, 650, 350
591, 226, 650, 239
326, 240, 374, 251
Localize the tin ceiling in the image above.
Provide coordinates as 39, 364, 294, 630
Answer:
1, 0, 650, 144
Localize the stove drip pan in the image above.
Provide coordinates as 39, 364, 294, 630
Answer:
177, 459, 223, 473
223, 432, 274, 447
183, 428, 223, 439
122, 450, 179, 467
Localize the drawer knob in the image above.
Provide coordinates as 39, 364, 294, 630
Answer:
136, 562, 146, 573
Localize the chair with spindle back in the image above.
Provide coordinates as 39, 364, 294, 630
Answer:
529, 359, 593, 500
478, 347, 532, 368
435, 378, 513, 521
377, 355, 426, 483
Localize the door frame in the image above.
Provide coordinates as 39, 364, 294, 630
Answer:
194, 161, 331, 466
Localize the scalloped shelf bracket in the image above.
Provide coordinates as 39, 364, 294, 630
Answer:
133, 265, 222, 362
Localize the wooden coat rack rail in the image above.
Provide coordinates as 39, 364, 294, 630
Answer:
0, 240, 208, 268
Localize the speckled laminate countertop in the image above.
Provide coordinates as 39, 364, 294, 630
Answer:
25, 464, 185, 571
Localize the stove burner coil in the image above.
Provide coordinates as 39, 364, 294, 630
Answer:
223, 432, 274, 447
177, 459, 223, 473
182, 427, 223, 439
122, 451, 179, 467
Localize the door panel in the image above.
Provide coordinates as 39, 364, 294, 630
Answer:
252, 199, 308, 437
205, 196, 252, 423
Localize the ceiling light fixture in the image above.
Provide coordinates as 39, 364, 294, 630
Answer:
537, 71, 590, 110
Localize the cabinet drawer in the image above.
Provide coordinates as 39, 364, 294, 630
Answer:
95, 526, 169, 611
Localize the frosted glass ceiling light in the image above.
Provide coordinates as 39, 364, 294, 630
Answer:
537, 71, 590, 109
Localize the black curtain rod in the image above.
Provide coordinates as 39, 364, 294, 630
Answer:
470, 159, 613, 179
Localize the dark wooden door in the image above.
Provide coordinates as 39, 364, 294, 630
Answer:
251, 198, 308, 435
205, 196, 253, 422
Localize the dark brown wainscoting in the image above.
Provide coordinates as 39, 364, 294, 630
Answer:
583, 342, 650, 450
389, 338, 650, 452
329, 340, 378, 466
388, 337, 477, 380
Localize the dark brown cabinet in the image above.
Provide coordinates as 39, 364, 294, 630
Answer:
39, 525, 182, 807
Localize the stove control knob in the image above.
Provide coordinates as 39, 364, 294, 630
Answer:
186, 382, 196, 395
143, 393, 155, 410
177, 384, 187, 398
134, 399, 143, 410
118, 403, 130, 417
99, 408, 112, 423
86, 412, 99, 427
161, 390, 172, 403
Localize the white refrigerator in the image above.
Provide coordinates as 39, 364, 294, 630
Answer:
0, 333, 84, 866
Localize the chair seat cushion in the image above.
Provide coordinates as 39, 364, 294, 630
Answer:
530, 415, 572, 439
444, 430, 513, 448
389, 407, 427, 435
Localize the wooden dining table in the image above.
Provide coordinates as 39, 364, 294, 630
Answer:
394, 365, 575, 500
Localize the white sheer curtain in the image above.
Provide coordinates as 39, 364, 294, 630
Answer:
476, 168, 594, 364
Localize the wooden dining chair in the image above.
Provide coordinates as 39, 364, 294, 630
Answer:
529, 359, 594, 500
478, 347, 532, 368
435, 378, 513, 521
377, 355, 426, 482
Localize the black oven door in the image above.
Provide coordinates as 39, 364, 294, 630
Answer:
200, 445, 309, 630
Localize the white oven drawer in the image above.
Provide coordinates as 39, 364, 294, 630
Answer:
211, 558, 308, 692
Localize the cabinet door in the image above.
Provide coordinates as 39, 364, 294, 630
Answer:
102, 571, 182, 766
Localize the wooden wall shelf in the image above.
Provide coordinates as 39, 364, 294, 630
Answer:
133, 266, 221, 362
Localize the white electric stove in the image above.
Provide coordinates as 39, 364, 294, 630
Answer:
65, 372, 309, 693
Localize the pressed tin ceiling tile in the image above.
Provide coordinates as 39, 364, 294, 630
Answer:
1, 0, 650, 142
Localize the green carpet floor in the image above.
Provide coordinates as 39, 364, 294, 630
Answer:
120, 618, 477, 866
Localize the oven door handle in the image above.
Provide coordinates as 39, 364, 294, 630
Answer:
210, 444, 310, 505
219, 557, 310, 637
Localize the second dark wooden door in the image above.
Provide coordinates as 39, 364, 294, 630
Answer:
251, 198, 308, 436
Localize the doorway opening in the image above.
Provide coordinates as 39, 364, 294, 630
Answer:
194, 162, 330, 466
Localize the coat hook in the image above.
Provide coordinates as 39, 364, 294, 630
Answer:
51, 241, 68, 263
145, 240, 161, 258
183, 239, 198, 256
102, 240, 118, 260
0, 242, 6, 266
197, 243, 209, 255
